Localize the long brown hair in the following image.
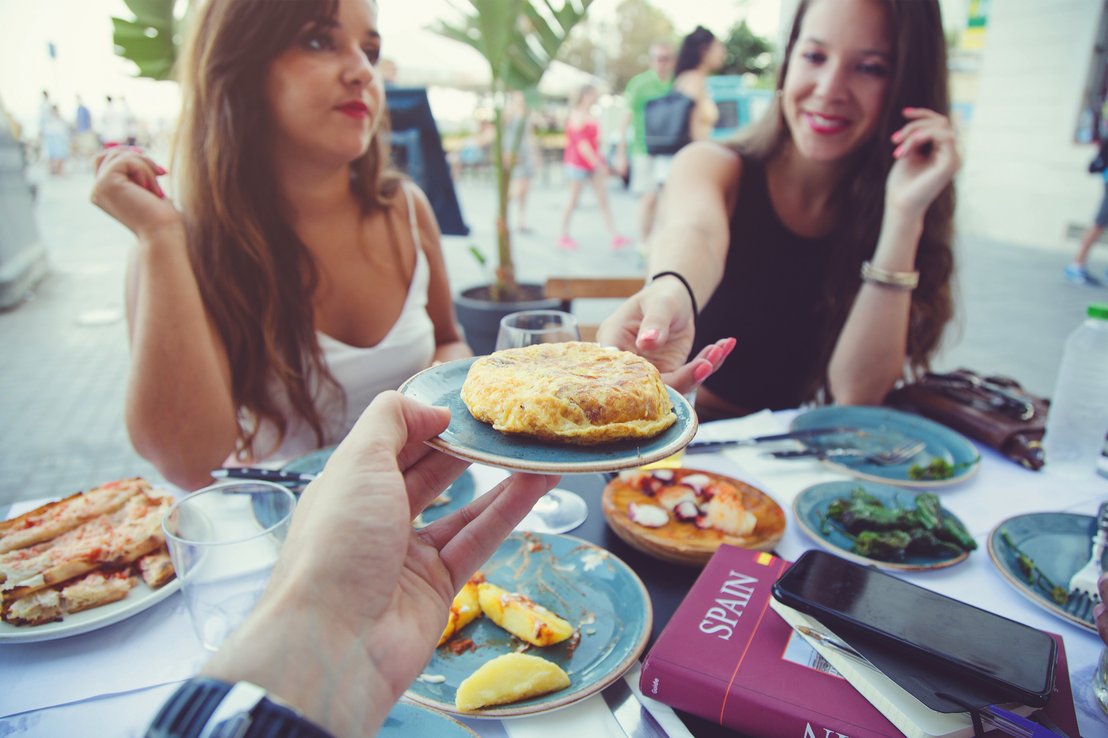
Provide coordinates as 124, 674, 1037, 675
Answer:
733, 0, 954, 401
174, 0, 401, 458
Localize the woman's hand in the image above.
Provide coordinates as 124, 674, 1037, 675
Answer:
202, 392, 559, 737
885, 107, 960, 219
90, 147, 182, 239
596, 279, 734, 395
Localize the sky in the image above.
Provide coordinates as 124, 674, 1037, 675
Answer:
0, 0, 967, 135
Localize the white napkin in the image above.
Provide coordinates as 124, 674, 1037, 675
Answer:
0, 593, 206, 717
0, 682, 179, 737
503, 693, 625, 738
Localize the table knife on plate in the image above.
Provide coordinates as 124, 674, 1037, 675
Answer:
210, 467, 317, 484
601, 677, 670, 738
685, 427, 862, 454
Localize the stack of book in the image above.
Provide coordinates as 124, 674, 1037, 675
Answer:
639, 545, 1079, 738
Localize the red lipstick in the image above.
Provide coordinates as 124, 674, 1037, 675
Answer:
336, 101, 370, 119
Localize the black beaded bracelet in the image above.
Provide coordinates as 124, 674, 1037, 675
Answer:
650, 271, 698, 317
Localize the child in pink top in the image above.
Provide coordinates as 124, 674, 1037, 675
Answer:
558, 85, 630, 250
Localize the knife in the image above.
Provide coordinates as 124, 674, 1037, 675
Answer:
601, 677, 670, 738
685, 427, 862, 454
210, 467, 317, 484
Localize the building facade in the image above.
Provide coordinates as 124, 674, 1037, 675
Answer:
959, 0, 1106, 250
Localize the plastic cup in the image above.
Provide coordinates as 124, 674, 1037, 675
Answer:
1095, 646, 1108, 717
162, 481, 295, 651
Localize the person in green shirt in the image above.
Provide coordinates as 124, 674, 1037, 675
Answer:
614, 41, 674, 243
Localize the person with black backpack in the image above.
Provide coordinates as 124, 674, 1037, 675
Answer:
1064, 138, 1108, 285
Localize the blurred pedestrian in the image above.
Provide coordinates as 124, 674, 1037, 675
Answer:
42, 104, 70, 175
379, 57, 398, 86
671, 26, 727, 143
615, 41, 674, 243
558, 84, 629, 251
73, 95, 98, 161
100, 95, 128, 148
1065, 138, 1108, 285
503, 91, 541, 233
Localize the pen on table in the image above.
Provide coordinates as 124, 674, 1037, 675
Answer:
210, 467, 317, 484
793, 626, 1068, 738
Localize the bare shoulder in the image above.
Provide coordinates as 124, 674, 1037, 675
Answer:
669, 142, 744, 200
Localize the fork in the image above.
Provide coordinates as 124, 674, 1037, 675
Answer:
1066, 501, 1108, 609
768, 440, 926, 466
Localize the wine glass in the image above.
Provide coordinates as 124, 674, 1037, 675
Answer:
496, 310, 589, 534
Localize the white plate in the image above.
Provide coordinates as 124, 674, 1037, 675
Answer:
0, 579, 180, 644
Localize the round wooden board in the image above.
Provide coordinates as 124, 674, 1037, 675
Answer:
601, 468, 786, 566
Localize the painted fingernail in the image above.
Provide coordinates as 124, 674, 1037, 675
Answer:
891, 131, 902, 143
640, 328, 659, 342
156, 166, 167, 175
693, 362, 713, 382
893, 144, 905, 158
723, 337, 737, 356
706, 346, 723, 364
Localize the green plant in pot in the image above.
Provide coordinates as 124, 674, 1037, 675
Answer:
436, 0, 594, 354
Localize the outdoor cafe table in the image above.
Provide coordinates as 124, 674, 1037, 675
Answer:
1, 409, 1105, 737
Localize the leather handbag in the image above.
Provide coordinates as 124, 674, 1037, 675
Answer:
885, 369, 1048, 470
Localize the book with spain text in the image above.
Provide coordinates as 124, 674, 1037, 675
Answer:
638, 545, 1079, 738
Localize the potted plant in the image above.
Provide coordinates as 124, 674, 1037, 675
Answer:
436, 0, 593, 353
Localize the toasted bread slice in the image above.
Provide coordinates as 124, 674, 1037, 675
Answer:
61, 570, 136, 614
1, 489, 171, 606
137, 547, 176, 588
0, 478, 149, 554
3, 588, 63, 626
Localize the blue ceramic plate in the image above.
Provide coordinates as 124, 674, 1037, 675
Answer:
282, 446, 336, 477
988, 512, 1101, 633
405, 531, 653, 719
283, 447, 476, 526
790, 406, 980, 488
397, 357, 698, 474
380, 700, 477, 737
794, 480, 974, 571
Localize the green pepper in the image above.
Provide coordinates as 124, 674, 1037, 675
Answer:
853, 529, 912, 561
911, 493, 943, 530
908, 457, 955, 480
999, 531, 1066, 605
937, 516, 977, 551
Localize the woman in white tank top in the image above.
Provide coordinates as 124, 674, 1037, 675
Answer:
91, 0, 470, 489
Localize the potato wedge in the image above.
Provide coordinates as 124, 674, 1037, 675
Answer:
437, 573, 484, 646
477, 582, 573, 647
455, 652, 570, 711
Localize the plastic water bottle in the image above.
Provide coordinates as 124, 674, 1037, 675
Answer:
1042, 303, 1108, 477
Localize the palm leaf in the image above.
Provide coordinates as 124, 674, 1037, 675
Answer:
112, 0, 182, 81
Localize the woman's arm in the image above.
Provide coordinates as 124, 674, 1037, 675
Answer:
597, 141, 740, 389
92, 149, 238, 489
409, 184, 471, 363
827, 108, 960, 404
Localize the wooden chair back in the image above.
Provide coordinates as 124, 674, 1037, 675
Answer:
543, 277, 644, 342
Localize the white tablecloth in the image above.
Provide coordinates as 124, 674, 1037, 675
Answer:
1, 410, 1106, 737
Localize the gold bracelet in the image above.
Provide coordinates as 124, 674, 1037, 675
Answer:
860, 260, 919, 291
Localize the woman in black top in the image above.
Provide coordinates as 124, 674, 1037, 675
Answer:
600, 0, 958, 419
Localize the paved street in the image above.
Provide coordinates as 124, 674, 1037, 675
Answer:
2, 162, 1105, 507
